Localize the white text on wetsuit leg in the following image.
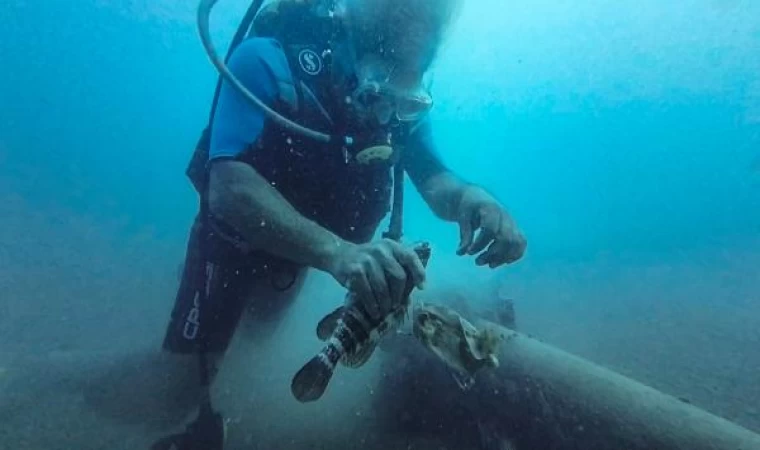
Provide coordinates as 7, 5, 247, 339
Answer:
182, 262, 215, 340
182, 292, 201, 340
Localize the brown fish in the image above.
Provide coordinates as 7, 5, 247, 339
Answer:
412, 302, 504, 389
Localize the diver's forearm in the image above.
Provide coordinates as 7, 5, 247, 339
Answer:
208, 164, 346, 273
418, 171, 478, 221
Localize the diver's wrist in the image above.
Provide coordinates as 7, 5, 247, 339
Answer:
314, 234, 351, 277
452, 182, 482, 213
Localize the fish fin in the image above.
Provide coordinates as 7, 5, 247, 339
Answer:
450, 369, 475, 391
343, 342, 377, 368
459, 317, 485, 357
316, 306, 345, 341
460, 317, 497, 362
291, 351, 336, 403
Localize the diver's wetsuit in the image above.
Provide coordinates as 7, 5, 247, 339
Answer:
162, 35, 447, 356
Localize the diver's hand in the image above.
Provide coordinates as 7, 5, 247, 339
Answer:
327, 239, 426, 320
456, 186, 526, 268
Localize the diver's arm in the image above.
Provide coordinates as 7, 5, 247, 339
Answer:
413, 170, 475, 222
402, 118, 472, 221
411, 165, 498, 226
404, 120, 526, 265
413, 166, 526, 265
204, 38, 344, 270
208, 160, 344, 272
209, 160, 427, 315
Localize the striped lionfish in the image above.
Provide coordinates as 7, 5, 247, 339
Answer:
290, 241, 432, 403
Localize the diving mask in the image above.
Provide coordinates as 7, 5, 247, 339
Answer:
344, 78, 432, 165
350, 81, 433, 124
345, 53, 434, 125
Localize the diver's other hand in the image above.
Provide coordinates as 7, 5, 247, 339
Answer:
456, 186, 526, 268
327, 239, 426, 320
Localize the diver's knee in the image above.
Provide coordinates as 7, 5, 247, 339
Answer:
156, 351, 224, 380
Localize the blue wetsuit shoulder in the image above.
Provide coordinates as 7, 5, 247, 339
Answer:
209, 38, 293, 162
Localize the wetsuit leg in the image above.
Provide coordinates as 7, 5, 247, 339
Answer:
152, 214, 305, 450
162, 214, 307, 355
162, 215, 258, 355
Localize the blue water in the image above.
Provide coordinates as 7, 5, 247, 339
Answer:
1, 0, 759, 448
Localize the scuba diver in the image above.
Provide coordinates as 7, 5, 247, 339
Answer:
152, 0, 527, 448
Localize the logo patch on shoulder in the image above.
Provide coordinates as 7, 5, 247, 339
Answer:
298, 49, 322, 76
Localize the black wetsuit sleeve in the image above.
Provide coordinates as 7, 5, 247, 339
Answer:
401, 118, 448, 184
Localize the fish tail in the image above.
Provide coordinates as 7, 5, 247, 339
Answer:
290, 336, 346, 402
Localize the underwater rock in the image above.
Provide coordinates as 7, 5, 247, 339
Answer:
373, 312, 760, 450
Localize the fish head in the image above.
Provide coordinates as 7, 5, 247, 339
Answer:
413, 302, 505, 376
412, 302, 457, 344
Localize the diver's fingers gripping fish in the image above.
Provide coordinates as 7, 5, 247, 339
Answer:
291, 242, 432, 403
